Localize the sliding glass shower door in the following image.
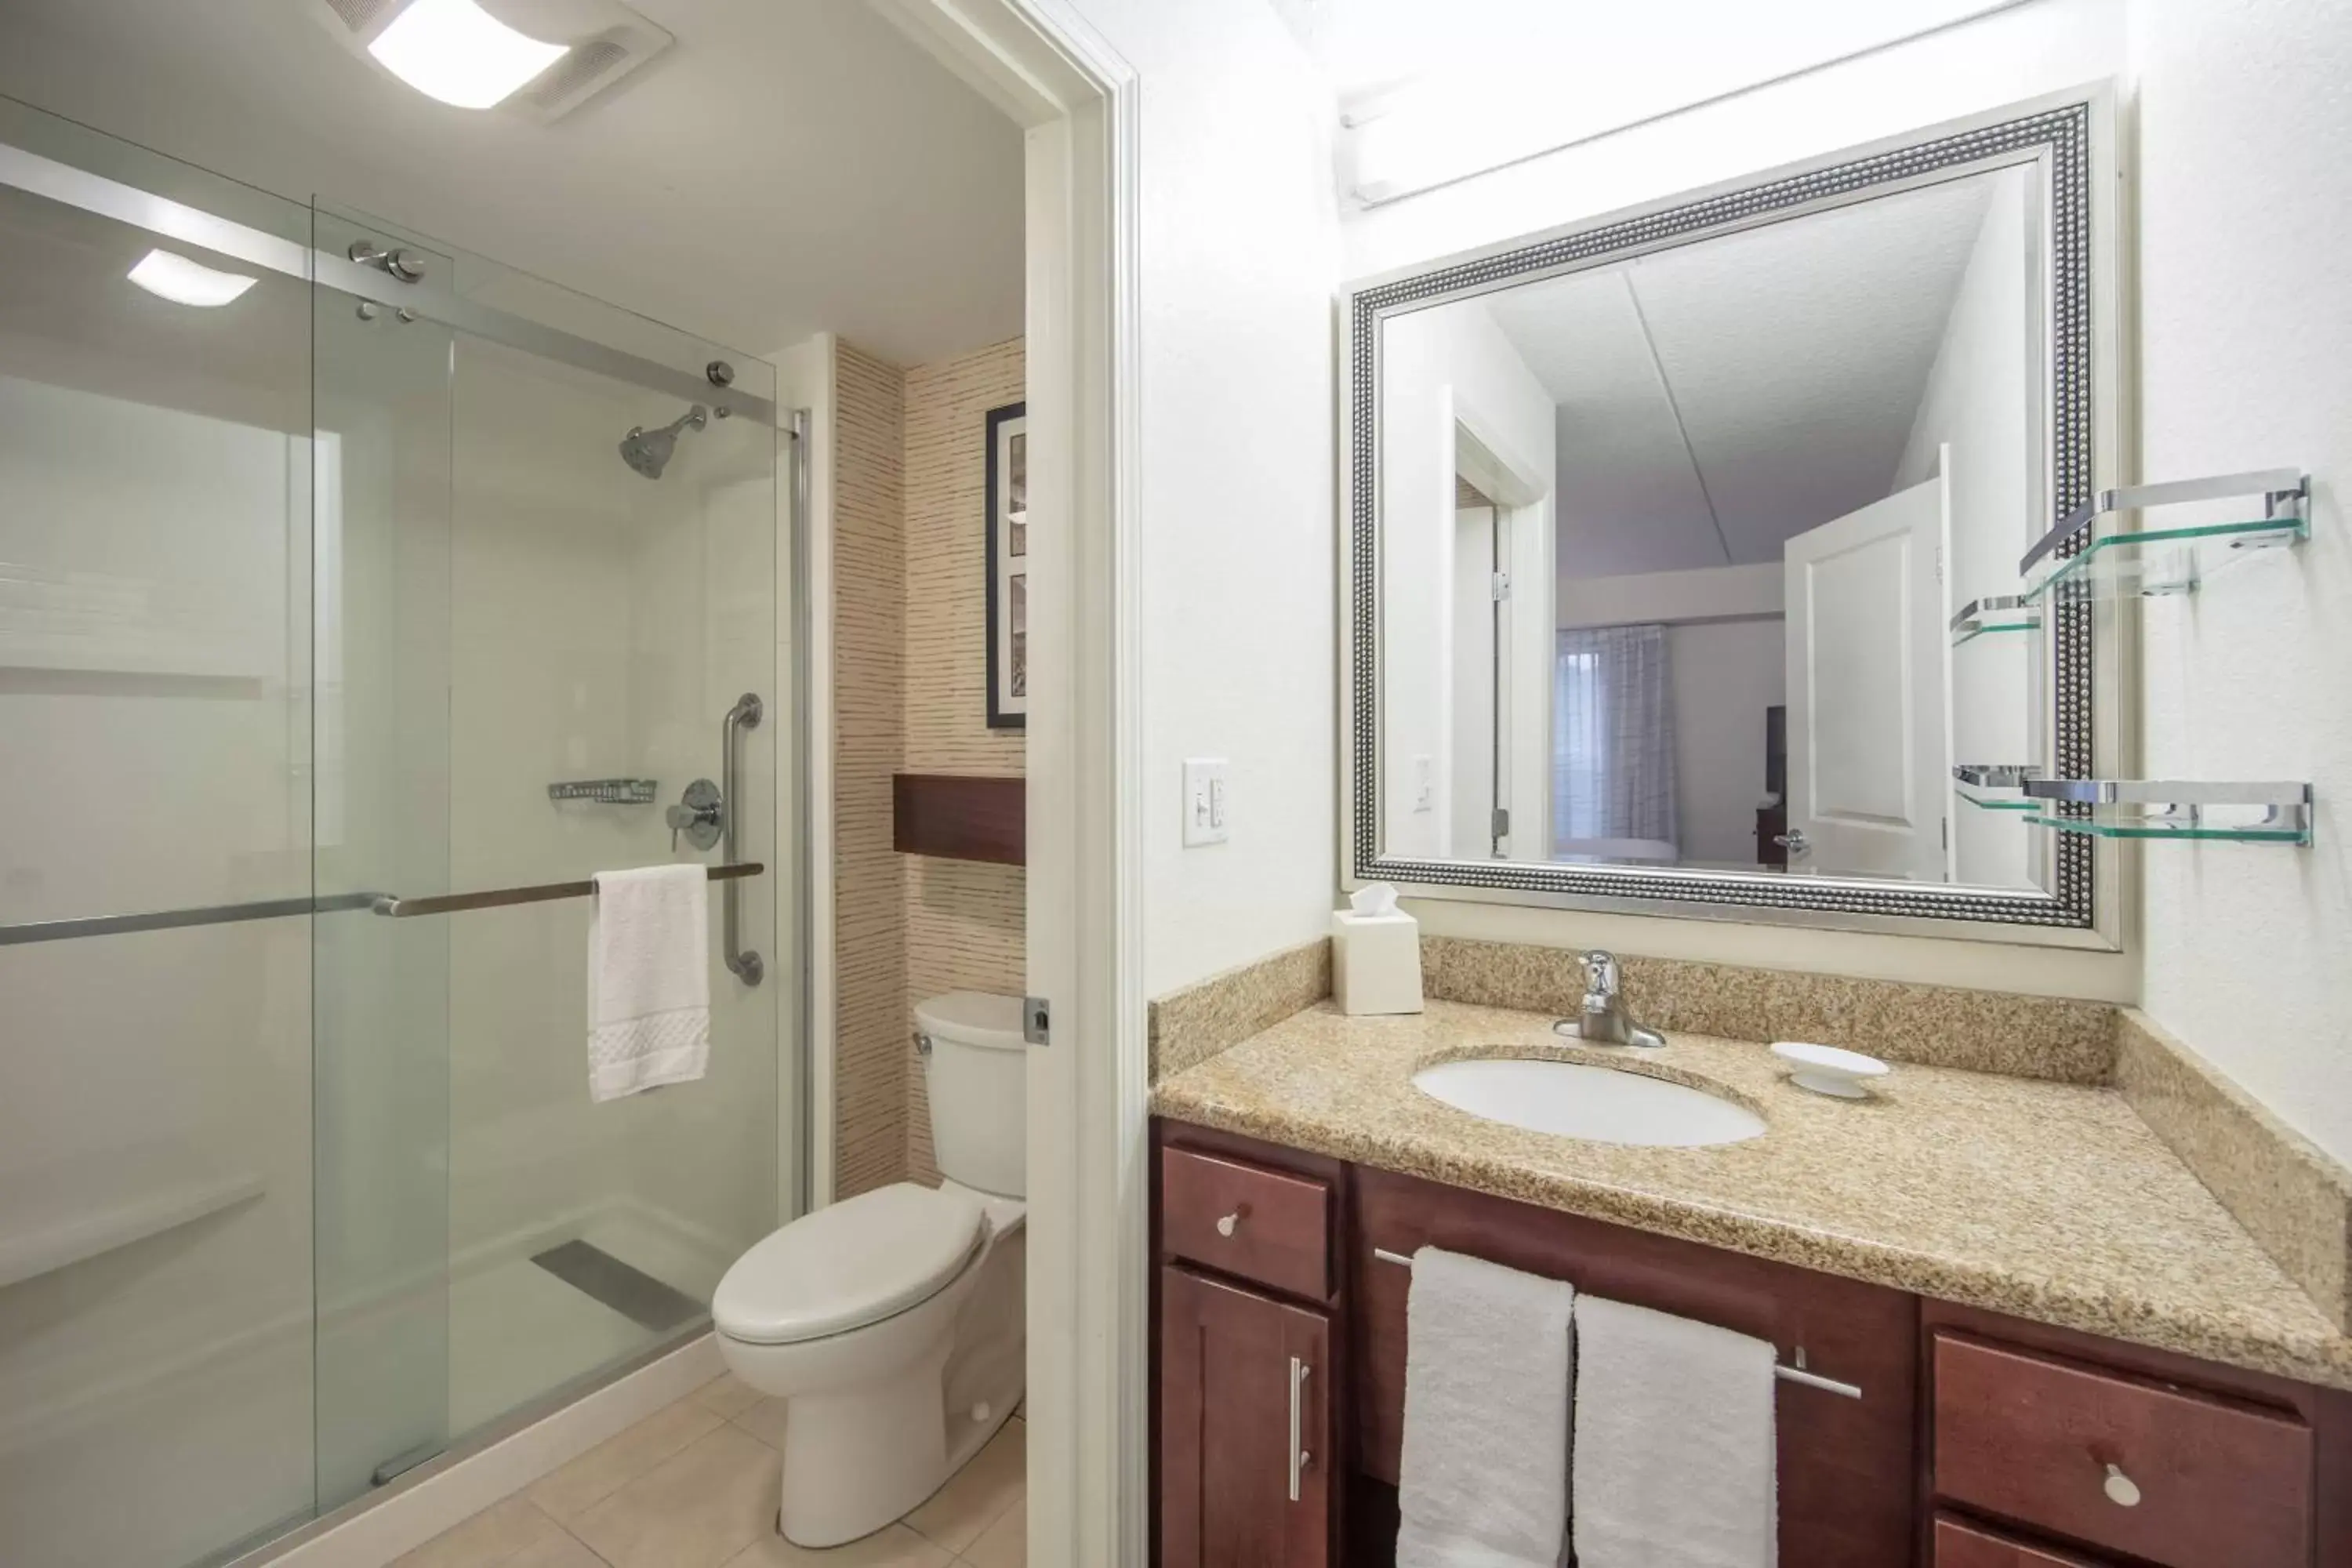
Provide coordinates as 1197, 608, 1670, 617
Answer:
0, 96, 791, 1568
309, 206, 783, 1504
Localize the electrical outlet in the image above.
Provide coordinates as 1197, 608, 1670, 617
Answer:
1182, 758, 1230, 847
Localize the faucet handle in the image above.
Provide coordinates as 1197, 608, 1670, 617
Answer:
1581, 949, 1621, 999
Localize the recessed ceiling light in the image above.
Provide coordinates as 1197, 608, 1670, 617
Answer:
127, 249, 257, 307
367, 0, 569, 111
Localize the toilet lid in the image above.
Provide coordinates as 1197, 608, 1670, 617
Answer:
713, 1182, 986, 1345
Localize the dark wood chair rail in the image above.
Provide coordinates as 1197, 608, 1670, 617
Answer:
891, 773, 1024, 865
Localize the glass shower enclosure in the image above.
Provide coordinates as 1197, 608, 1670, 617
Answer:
0, 96, 797, 1568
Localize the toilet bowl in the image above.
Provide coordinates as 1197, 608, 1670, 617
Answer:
714, 993, 1028, 1548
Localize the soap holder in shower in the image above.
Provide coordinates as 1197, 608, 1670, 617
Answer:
547, 779, 659, 805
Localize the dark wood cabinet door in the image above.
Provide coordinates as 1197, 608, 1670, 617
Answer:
1160, 1264, 1332, 1568
1933, 1513, 2114, 1566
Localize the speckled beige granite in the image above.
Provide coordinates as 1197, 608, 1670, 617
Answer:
2118, 1007, 2352, 1334
1149, 938, 1331, 1081
1423, 937, 2116, 1083
1151, 998, 2352, 1390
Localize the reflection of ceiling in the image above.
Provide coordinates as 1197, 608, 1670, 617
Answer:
0, 0, 1023, 365
1484, 172, 2006, 579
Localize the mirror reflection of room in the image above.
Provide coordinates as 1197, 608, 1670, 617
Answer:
1385, 165, 2050, 890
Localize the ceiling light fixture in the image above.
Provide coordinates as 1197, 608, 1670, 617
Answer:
367, 0, 570, 110
127, 249, 258, 307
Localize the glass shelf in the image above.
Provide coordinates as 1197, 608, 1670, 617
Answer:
2019, 779, 2313, 847
2019, 468, 2309, 606
1952, 764, 2039, 812
2025, 514, 2307, 606
1950, 594, 2040, 647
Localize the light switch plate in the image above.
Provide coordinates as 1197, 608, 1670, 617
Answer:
1182, 758, 1230, 847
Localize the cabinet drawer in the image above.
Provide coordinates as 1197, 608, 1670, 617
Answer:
1160, 1145, 1330, 1300
1933, 1513, 2112, 1566
1931, 1332, 2311, 1568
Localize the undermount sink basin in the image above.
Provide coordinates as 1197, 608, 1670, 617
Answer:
1412, 1057, 1766, 1148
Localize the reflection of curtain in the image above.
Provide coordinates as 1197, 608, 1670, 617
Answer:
1553, 624, 1678, 854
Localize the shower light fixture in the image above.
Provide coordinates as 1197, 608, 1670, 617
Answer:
127, 249, 257, 307
367, 0, 569, 110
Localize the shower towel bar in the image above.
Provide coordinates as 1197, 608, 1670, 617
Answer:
372, 862, 763, 918
1368, 1246, 1862, 1398
0, 864, 762, 946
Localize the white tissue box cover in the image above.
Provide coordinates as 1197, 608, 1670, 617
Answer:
1333, 909, 1423, 1015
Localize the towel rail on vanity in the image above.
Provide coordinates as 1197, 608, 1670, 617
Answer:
1369, 1246, 1864, 1399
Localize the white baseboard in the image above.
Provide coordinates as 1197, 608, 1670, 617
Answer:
241, 1333, 723, 1568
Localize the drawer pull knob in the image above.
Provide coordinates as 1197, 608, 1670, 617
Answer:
2103, 1464, 2142, 1508
1216, 1207, 1249, 1237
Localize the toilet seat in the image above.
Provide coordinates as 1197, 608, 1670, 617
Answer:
715, 1182, 985, 1346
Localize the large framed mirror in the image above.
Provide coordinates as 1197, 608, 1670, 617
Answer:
1342, 91, 2122, 944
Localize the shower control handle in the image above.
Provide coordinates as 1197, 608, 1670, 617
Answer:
667, 779, 723, 853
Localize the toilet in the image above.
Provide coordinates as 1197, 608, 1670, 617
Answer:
714, 992, 1028, 1548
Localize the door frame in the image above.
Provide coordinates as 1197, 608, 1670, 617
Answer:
861, 5, 1143, 1565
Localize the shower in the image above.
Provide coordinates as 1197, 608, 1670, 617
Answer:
619, 402, 708, 478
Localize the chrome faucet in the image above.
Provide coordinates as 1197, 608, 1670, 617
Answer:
1562, 949, 1665, 1047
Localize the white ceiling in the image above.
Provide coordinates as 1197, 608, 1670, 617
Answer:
0, 0, 1025, 367
1480, 171, 2010, 579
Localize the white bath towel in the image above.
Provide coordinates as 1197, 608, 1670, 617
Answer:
1572, 1294, 1777, 1568
586, 865, 710, 1102
1395, 1247, 1575, 1568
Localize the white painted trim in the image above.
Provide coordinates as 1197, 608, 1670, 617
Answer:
235, 1335, 723, 1568
777, 332, 840, 1211
871, 5, 1142, 1566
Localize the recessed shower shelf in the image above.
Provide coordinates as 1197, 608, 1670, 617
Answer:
2021, 469, 2310, 605
1949, 596, 2040, 647
2019, 779, 2314, 846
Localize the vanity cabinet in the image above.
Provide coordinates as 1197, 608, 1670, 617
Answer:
1152, 1119, 2352, 1568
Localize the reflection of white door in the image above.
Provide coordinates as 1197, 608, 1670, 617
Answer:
1784, 474, 1951, 881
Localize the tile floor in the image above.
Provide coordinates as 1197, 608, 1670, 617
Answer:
393, 1372, 1025, 1568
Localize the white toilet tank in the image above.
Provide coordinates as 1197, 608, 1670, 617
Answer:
914, 993, 1028, 1198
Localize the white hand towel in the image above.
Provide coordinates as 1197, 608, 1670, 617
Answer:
1572, 1294, 1777, 1568
1395, 1247, 1575, 1568
586, 865, 710, 1102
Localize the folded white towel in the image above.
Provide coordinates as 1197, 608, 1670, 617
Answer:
586, 865, 710, 1102
1572, 1294, 1777, 1568
1395, 1247, 1574, 1568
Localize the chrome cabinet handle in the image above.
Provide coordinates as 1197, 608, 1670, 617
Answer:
721, 693, 763, 985
1287, 1356, 1311, 1503
2103, 1463, 2142, 1508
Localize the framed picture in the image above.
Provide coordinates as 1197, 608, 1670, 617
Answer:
985, 400, 1027, 729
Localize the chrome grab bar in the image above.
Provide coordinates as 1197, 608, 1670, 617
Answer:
0, 866, 764, 944
720, 694, 764, 986
1369, 1247, 1863, 1399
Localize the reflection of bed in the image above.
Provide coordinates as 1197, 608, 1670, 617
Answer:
1555, 837, 1679, 864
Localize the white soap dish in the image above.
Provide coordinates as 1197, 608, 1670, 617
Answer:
1771, 1041, 1889, 1099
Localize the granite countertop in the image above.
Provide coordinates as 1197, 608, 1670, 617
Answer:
1151, 998, 2352, 1391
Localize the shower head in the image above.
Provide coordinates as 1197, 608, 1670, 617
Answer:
619, 404, 709, 479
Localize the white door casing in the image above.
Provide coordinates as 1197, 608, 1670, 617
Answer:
1784, 470, 1951, 882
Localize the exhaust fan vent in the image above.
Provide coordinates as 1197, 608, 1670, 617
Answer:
510, 21, 671, 124
321, 0, 399, 31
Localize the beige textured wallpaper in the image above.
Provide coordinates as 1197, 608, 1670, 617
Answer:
832, 340, 909, 1200
831, 336, 1026, 1197
904, 337, 1026, 1185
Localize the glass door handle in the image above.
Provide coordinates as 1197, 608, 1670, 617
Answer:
721, 694, 764, 986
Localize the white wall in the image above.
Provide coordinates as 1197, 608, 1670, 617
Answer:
2132, 0, 2352, 1161
1381, 299, 1557, 860
1059, 0, 1345, 994
1355, 0, 2136, 999
1895, 167, 2041, 889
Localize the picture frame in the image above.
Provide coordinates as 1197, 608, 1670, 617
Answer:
985, 400, 1027, 729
